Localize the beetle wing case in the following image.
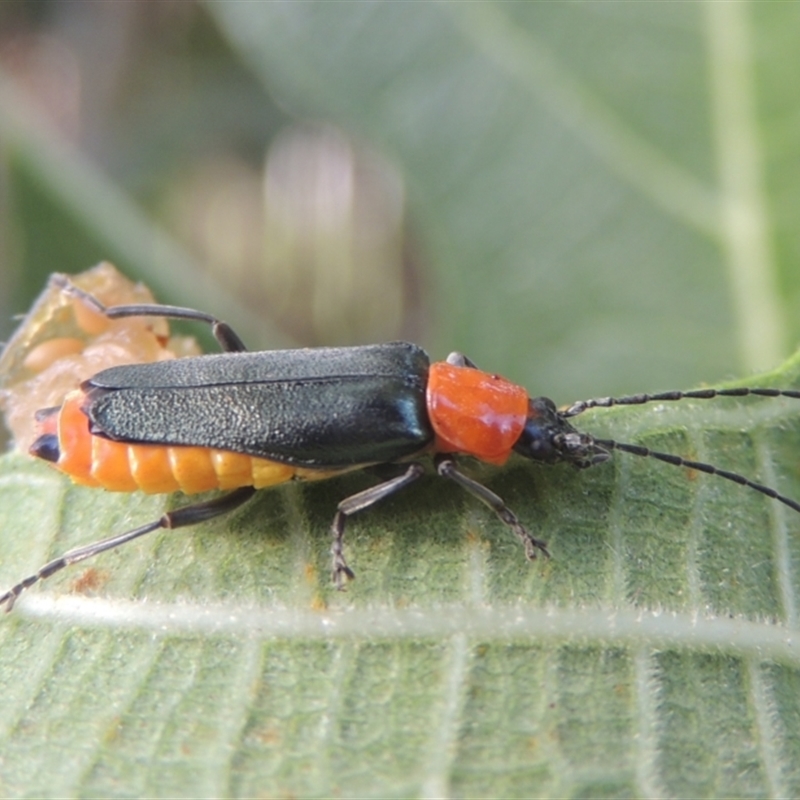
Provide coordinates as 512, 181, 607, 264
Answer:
82, 343, 434, 468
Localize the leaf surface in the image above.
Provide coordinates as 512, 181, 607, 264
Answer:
2, 351, 800, 797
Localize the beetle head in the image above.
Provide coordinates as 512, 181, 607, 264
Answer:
513, 396, 609, 469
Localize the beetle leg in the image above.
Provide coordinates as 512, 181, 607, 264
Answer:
0, 487, 256, 611
330, 463, 425, 588
434, 455, 550, 561
55, 276, 248, 352
445, 351, 478, 368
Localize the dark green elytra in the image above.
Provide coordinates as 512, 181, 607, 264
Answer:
82, 343, 434, 468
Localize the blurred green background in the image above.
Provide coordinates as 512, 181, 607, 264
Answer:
3, 1, 798, 405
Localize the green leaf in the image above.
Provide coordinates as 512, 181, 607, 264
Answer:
3, 3, 800, 797
2, 350, 800, 797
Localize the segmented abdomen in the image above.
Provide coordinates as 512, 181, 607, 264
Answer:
37, 390, 323, 494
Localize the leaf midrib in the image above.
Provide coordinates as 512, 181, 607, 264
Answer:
13, 595, 800, 668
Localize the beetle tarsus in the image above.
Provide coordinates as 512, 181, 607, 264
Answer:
330, 516, 356, 590
330, 510, 354, 589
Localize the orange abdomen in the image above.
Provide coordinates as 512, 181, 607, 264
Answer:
41, 390, 300, 494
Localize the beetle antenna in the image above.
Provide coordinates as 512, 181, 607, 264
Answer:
563, 387, 800, 418
594, 437, 800, 514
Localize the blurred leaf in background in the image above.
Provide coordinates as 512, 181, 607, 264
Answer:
1, 1, 800, 797
0, 1, 420, 363
209, 1, 800, 396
